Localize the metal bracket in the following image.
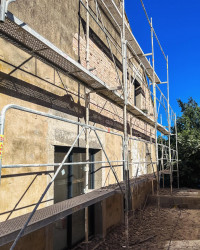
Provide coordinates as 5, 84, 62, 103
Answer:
89, 67, 96, 71
0, 0, 16, 22
83, 188, 93, 194
138, 53, 152, 57
84, 166, 89, 172
129, 52, 152, 60
88, 87, 106, 94
89, 85, 122, 93
109, 85, 122, 91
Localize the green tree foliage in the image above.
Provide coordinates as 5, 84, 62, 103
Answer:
174, 97, 200, 187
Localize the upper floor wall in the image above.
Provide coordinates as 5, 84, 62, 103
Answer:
7, 0, 154, 116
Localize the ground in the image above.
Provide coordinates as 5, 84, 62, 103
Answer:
75, 189, 200, 250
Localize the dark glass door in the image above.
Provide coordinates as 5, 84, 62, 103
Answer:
53, 146, 95, 249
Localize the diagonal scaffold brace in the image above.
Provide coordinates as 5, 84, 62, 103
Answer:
93, 129, 124, 195
10, 126, 85, 250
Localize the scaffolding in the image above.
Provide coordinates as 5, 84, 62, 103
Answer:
0, 0, 179, 249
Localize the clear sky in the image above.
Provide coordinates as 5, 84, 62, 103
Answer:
125, 0, 200, 117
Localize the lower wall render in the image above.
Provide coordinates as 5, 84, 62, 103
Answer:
149, 195, 200, 209
0, 176, 156, 250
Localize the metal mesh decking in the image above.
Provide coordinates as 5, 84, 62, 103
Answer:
0, 189, 116, 246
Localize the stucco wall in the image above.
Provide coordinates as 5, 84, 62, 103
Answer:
0, 0, 156, 224
0, 177, 155, 249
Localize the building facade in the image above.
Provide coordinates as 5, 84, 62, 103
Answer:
0, 0, 159, 249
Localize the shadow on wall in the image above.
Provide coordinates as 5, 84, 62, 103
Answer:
0, 71, 123, 130
0, 171, 54, 220
0, 71, 153, 141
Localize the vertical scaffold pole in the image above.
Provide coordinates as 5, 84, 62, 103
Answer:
160, 115, 164, 188
122, 0, 129, 248
175, 113, 179, 189
151, 18, 159, 210
167, 56, 172, 194
85, 92, 89, 247
130, 116, 133, 179
86, 0, 89, 69
85, 0, 90, 246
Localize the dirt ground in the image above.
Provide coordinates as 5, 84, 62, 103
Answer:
75, 205, 200, 249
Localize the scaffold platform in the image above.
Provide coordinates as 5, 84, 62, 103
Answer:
0, 174, 155, 246
0, 189, 115, 246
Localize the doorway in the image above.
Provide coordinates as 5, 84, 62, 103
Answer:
53, 146, 97, 249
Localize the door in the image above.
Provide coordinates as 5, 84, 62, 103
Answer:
53, 146, 96, 249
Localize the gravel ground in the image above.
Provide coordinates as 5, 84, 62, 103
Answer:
75, 205, 200, 250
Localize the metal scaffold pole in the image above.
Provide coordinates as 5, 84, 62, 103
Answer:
160, 115, 164, 188
122, 0, 129, 248
151, 18, 160, 210
175, 113, 179, 189
85, 0, 90, 246
167, 56, 173, 194
85, 91, 90, 247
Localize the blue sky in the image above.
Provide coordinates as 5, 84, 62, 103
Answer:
125, 0, 200, 117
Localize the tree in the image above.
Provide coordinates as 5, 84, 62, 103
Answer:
173, 97, 200, 188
